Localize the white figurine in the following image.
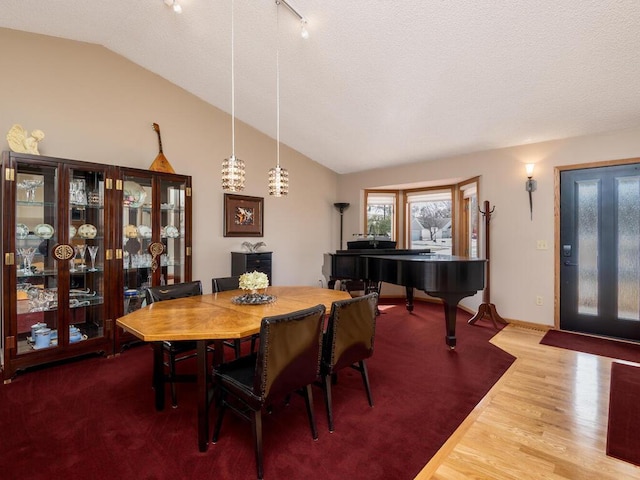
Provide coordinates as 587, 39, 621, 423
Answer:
6, 124, 45, 155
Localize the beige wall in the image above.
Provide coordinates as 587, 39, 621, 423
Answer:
4, 28, 640, 326
338, 128, 640, 325
0, 28, 339, 292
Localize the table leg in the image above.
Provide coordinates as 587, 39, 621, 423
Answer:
197, 339, 209, 452
152, 342, 165, 411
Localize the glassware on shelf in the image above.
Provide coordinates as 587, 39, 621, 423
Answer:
17, 247, 37, 275
16, 223, 29, 239
69, 179, 87, 206
69, 247, 78, 273
87, 246, 99, 272
76, 244, 87, 270
17, 179, 44, 202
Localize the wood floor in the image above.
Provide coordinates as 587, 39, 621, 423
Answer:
415, 324, 640, 480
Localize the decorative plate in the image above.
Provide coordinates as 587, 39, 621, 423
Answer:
16, 223, 29, 239
138, 225, 152, 239
163, 225, 180, 238
123, 181, 147, 208
69, 225, 77, 238
34, 223, 54, 239
78, 223, 97, 239
231, 293, 277, 305
123, 224, 138, 239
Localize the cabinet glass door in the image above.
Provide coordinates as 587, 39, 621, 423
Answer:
68, 166, 107, 344
122, 174, 154, 314
15, 162, 59, 354
159, 178, 188, 285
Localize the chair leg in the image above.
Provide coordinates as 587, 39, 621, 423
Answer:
251, 409, 264, 480
250, 335, 257, 354
359, 360, 374, 407
169, 354, 178, 408
233, 340, 241, 359
322, 374, 334, 432
212, 400, 226, 443
303, 384, 318, 440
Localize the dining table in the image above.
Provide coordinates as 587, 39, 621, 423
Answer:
116, 285, 351, 452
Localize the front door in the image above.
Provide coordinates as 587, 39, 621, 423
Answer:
559, 163, 640, 341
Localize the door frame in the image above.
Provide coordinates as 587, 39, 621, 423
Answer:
554, 156, 640, 329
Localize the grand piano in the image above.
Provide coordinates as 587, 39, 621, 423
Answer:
323, 248, 486, 349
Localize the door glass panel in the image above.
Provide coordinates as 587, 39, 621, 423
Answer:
577, 180, 599, 316
122, 175, 153, 314
616, 176, 640, 321
15, 163, 59, 354
69, 168, 107, 342
160, 179, 186, 285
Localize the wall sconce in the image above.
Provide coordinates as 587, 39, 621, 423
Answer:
525, 163, 537, 220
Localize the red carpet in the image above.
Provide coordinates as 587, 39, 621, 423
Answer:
0, 301, 514, 480
540, 329, 640, 364
607, 362, 640, 466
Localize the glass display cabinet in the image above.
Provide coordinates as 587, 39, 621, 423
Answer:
115, 168, 192, 351
1, 153, 192, 379
1, 151, 116, 381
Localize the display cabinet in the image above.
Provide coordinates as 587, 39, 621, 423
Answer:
114, 168, 192, 351
1, 151, 116, 381
1, 152, 192, 380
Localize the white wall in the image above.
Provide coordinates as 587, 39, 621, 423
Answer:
3, 28, 640, 326
0, 28, 339, 292
337, 128, 640, 325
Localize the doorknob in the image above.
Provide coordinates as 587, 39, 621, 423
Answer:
563, 261, 578, 266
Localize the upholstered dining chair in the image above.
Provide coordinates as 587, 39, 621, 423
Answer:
212, 304, 327, 480
320, 292, 378, 432
145, 280, 203, 408
211, 276, 259, 359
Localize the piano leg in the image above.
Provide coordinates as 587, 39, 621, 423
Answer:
405, 287, 414, 312
427, 291, 477, 349
442, 301, 458, 349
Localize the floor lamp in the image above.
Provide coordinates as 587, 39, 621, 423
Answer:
334, 203, 350, 250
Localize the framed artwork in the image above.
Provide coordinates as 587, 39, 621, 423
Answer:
223, 194, 264, 237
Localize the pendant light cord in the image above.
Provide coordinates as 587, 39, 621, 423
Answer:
276, 1, 280, 167
231, 0, 236, 157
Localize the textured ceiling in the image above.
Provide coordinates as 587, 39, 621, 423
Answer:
2, 0, 640, 174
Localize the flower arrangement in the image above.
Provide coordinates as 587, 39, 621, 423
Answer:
239, 271, 269, 292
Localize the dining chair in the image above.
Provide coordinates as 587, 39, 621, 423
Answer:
145, 280, 203, 408
320, 292, 378, 432
212, 303, 327, 480
211, 276, 258, 359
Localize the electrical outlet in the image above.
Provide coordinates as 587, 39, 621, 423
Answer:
536, 296, 543, 306
536, 240, 548, 250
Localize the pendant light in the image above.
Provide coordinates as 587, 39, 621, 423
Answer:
268, 1, 289, 196
222, 0, 246, 192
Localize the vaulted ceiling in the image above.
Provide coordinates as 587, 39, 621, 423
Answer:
3, 0, 640, 173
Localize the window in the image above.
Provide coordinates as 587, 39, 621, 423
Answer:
364, 190, 397, 240
459, 179, 479, 258
406, 189, 453, 254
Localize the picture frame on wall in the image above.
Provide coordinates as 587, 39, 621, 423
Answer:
223, 194, 264, 237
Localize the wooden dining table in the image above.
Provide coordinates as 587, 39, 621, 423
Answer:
116, 285, 351, 452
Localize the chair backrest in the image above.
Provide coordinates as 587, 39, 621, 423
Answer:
212, 276, 240, 293
323, 292, 378, 373
145, 280, 203, 304
254, 304, 326, 402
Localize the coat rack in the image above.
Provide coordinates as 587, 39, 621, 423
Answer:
468, 200, 508, 328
